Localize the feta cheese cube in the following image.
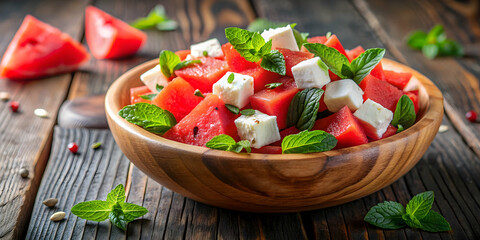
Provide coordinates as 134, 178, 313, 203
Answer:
190, 38, 223, 58
140, 65, 169, 92
212, 72, 254, 108
234, 110, 281, 148
261, 25, 299, 51
353, 99, 393, 139
291, 57, 331, 89
324, 79, 364, 112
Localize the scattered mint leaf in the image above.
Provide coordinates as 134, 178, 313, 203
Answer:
106, 184, 126, 204
407, 31, 427, 50
156, 84, 164, 92
438, 39, 463, 56
118, 103, 176, 135
261, 50, 286, 75
227, 73, 235, 83
159, 50, 180, 78
240, 109, 255, 116
417, 210, 451, 232
392, 95, 416, 131
422, 44, 439, 59
225, 104, 240, 114
303, 43, 350, 78
364, 201, 406, 229
406, 191, 434, 220
282, 130, 337, 154
287, 88, 323, 131
426, 25, 446, 44
406, 24, 463, 59
365, 191, 450, 233
71, 200, 112, 221
71, 184, 148, 231
206, 134, 250, 153
173, 59, 201, 71
140, 93, 158, 101
350, 48, 385, 84
265, 82, 283, 89
194, 89, 204, 98
131, 5, 177, 31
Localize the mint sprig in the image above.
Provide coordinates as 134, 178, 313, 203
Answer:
159, 50, 201, 78
365, 191, 451, 232
206, 134, 251, 153
392, 95, 416, 132
281, 130, 337, 154
225, 27, 286, 75
303, 43, 385, 84
406, 24, 463, 59
118, 103, 176, 135
71, 184, 148, 231
287, 88, 323, 131
131, 4, 178, 31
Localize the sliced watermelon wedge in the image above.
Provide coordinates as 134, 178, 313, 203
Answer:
0, 15, 89, 80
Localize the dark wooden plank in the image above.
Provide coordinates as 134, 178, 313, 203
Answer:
0, 0, 90, 238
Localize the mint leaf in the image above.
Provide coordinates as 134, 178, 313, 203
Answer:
225, 104, 240, 114
156, 84, 164, 92
303, 43, 350, 78
426, 24, 446, 44
402, 212, 423, 229
341, 64, 354, 79
240, 109, 255, 116
206, 134, 250, 153
406, 191, 434, 220
227, 73, 235, 83
350, 48, 385, 84
118, 103, 177, 135
159, 50, 180, 78
194, 89, 204, 98
438, 39, 464, 56
407, 31, 427, 50
422, 44, 439, 59
282, 130, 337, 154
140, 93, 158, 101
247, 18, 287, 32
107, 184, 126, 204
131, 5, 177, 31
156, 19, 178, 31
292, 26, 309, 50
265, 82, 283, 89
109, 203, 127, 231
287, 88, 323, 131
418, 210, 451, 232
364, 201, 406, 229
261, 50, 286, 75
392, 95, 416, 131
71, 200, 112, 221
121, 202, 148, 222
173, 59, 201, 71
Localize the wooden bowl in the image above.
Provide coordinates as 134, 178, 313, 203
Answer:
105, 59, 443, 212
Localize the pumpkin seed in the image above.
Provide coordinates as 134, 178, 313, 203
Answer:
50, 212, 66, 222
43, 198, 58, 208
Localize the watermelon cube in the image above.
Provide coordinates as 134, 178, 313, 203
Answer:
249, 77, 299, 129
277, 48, 314, 77
240, 65, 282, 92
313, 106, 368, 149
152, 77, 203, 122
163, 94, 239, 146
346, 45, 364, 62
222, 43, 257, 72
301, 35, 327, 52
130, 86, 153, 105
174, 56, 229, 93
175, 49, 191, 61
324, 34, 348, 58
360, 74, 403, 112
405, 90, 419, 114
384, 70, 413, 90
251, 146, 282, 154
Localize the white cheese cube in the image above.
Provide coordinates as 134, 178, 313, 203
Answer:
261, 25, 299, 51
353, 99, 393, 139
140, 65, 169, 92
190, 38, 223, 58
234, 110, 281, 148
212, 72, 254, 108
324, 79, 364, 112
291, 57, 331, 89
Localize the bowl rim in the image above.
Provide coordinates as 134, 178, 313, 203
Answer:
105, 58, 444, 160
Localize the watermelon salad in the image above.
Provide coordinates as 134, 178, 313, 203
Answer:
119, 24, 419, 154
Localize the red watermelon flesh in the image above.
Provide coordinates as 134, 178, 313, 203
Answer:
313, 106, 368, 149
318, 86, 328, 112
406, 90, 419, 114
369, 125, 397, 141
301, 35, 327, 52
130, 86, 152, 104
346, 45, 364, 62
360, 75, 403, 112
151, 77, 203, 122
384, 70, 412, 90
271, 126, 301, 146
163, 94, 238, 146
0, 15, 89, 80
175, 49, 191, 61
250, 76, 299, 129
251, 146, 282, 154
174, 56, 229, 93
222, 43, 257, 72
240, 65, 282, 92
277, 48, 314, 77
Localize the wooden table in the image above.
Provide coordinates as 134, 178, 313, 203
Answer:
1, 0, 480, 239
